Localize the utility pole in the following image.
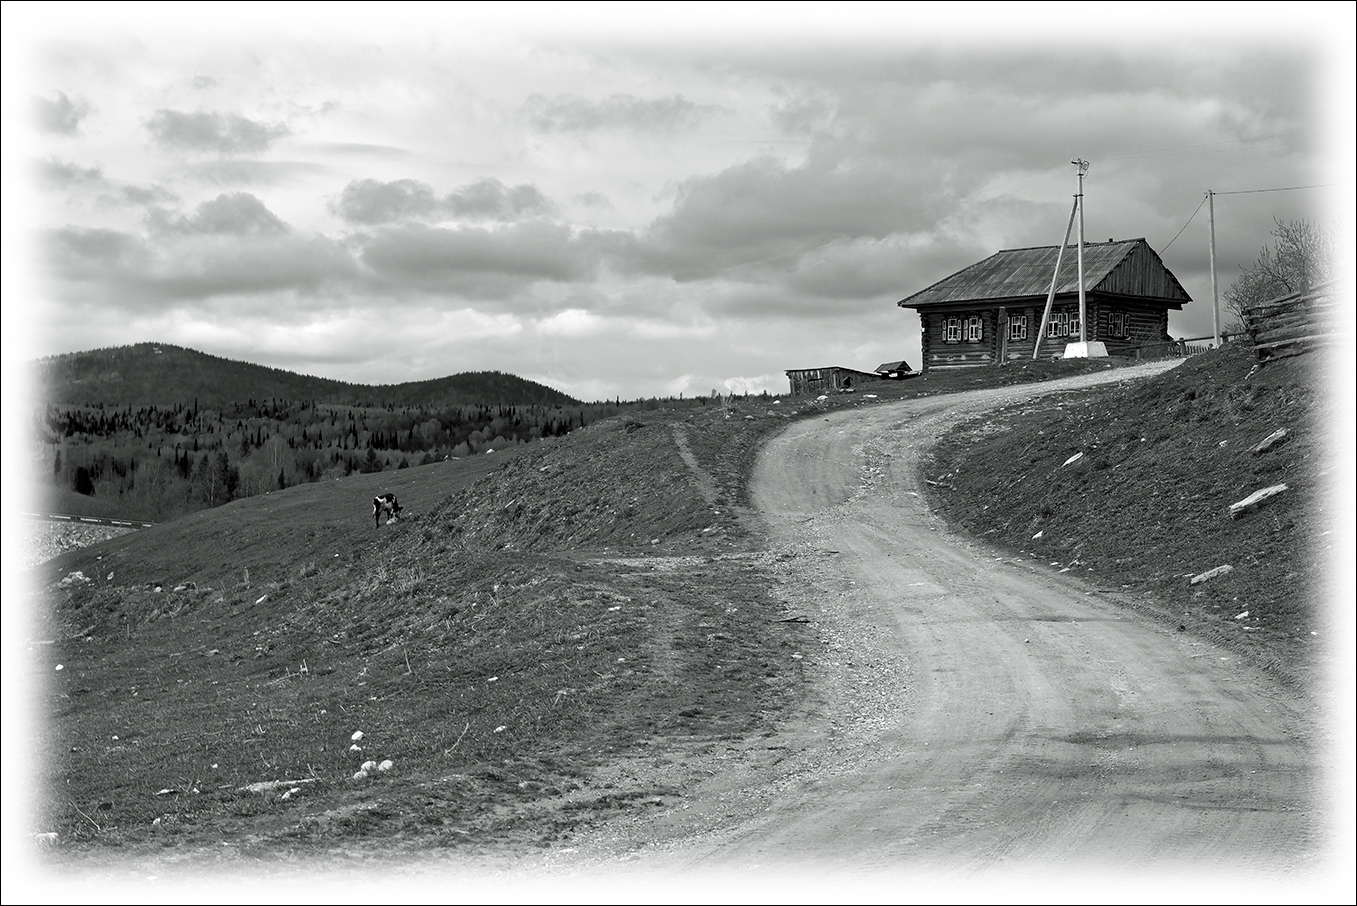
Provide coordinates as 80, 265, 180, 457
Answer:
1073, 158, 1089, 343
1059, 159, 1105, 360
1207, 189, 1220, 346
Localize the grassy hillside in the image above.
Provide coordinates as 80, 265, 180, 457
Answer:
19, 345, 1336, 868
25, 399, 810, 864
922, 343, 1338, 690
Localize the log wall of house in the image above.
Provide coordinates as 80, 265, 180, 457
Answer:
999, 304, 1039, 362
919, 296, 1171, 370
919, 310, 997, 370
1097, 303, 1170, 355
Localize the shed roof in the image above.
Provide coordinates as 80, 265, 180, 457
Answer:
874, 361, 914, 373
784, 365, 879, 377
898, 238, 1190, 309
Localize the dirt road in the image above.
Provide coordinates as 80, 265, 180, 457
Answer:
540, 360, 1332, 896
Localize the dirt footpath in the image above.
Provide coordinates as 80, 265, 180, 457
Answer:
531, 360, 1335, 898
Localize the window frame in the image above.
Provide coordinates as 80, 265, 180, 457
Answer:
944, 315, 962, 343
964, 315, 984, 343
1008, 314, 1028, 341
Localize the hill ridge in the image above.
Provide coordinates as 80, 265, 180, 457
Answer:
32, 342, 579, 409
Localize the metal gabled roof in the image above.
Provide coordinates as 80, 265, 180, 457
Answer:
898, 238, 1190, 309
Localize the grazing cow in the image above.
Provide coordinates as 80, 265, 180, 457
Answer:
373, 493, 402, 527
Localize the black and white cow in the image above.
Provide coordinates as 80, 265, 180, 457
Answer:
373, 492, 402, 527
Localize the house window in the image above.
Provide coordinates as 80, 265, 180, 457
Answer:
1047, 311, 1069, 338
944, 316, 962, 343
1008, 314, 1028, 341
965, 316, 984, 342
966, 314, 987, 343
1069, 312, 1081, 337
1108, 309, 1127, 338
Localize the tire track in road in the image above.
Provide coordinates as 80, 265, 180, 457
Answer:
670, 424, 722, 509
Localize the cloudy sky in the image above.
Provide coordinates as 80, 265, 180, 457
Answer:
4, 4, 1353, 402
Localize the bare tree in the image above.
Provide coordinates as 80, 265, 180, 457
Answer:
1223, 218, 1335, 332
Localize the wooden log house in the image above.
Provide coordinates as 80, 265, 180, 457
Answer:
897, 238, 1191, 373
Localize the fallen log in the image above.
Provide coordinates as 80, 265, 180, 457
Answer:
1228, 483, 1289, 519
1250, 428, 1290, 456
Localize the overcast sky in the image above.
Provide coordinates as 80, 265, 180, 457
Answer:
4, 4, 1354, 402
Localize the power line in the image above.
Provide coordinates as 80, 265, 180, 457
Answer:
1213, 183, 1338, 196
1162, 193, 1208, 252
1162, 181, 1335, 253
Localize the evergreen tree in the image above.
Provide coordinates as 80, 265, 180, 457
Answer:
74, 466, 95, 496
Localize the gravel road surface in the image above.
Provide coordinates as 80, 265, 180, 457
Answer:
535, 360, 1333, 899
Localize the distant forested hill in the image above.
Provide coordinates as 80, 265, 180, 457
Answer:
26, 342, 741, 523
33, 343, 579, 408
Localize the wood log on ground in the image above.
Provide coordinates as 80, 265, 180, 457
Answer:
1251, 428, 1290, 456
1228, 483, 1289, 519
1190, 564, 1234, 585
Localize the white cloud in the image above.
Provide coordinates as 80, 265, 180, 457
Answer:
34, 90, 90, 135
145, 109, 290, 155
537, 308, 603, 337
334, 178, 441, 224
149, 192, 289, 236
723, 374, 783, 395
523, 92, 718, 133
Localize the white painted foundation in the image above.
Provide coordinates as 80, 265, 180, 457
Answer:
1062, 341, 1109, 359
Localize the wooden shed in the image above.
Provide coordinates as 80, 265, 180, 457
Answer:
897, 238, 1191, 372
874, 360, 918, 380
785, 366, 879, 395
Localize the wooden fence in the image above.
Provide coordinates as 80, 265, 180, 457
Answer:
1126, 333, 1238, 360
1241, 280, 1342, 363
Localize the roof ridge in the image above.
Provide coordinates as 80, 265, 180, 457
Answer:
996, 237, 1145, 253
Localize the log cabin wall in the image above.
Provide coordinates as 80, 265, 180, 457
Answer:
1000, 304, 1040, 362
922, 297, 1170, 368
1094, 300, 1170, 355
920, 309, 999, 370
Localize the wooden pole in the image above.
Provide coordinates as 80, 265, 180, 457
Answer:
1208, 189, 1220, 347
1034, 197, 1079, 359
